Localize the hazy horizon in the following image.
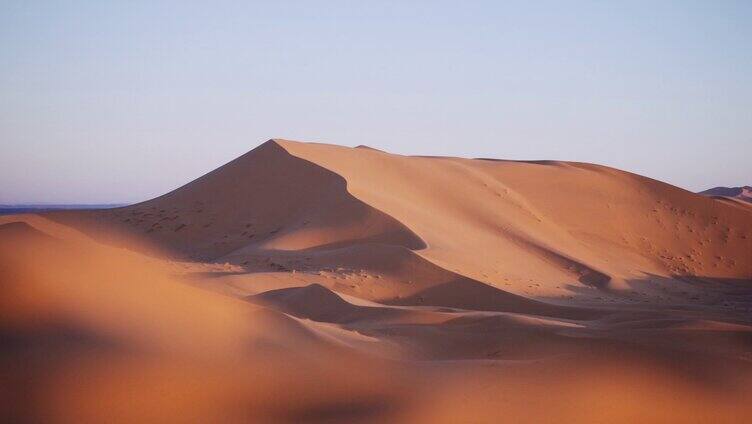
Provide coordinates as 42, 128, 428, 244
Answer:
2, 1, 751, 203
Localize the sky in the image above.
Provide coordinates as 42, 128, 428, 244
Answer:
1, 1, 750, 204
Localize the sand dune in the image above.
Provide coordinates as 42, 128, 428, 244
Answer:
3, 139, 752, 422
700, 185, 752, 204
50, 139, 751, 313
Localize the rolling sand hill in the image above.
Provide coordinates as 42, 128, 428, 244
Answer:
2, 139, 752, 422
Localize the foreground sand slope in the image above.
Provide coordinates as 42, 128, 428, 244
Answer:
0, 217, 410, 422
3, 217, 752, 423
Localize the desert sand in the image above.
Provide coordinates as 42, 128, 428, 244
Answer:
2, 139, 751, 423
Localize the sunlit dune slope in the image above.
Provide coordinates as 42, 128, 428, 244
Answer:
278, 140, 751, 290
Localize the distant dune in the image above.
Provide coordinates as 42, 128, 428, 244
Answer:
0, 204, 124, 216
2, 139, 751, 422
699, 185, 752, 204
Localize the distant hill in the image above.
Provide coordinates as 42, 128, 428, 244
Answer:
0, 204, 124, 216
698, 186, 752, 203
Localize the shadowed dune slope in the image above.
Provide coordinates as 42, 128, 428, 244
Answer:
51, 140, 424, 260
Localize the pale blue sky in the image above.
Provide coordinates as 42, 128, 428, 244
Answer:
1, 1, 750, 203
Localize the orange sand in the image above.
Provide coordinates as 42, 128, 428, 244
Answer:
2, 139, 751, 422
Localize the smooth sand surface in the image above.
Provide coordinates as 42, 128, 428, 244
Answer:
2, 139, 751, 422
